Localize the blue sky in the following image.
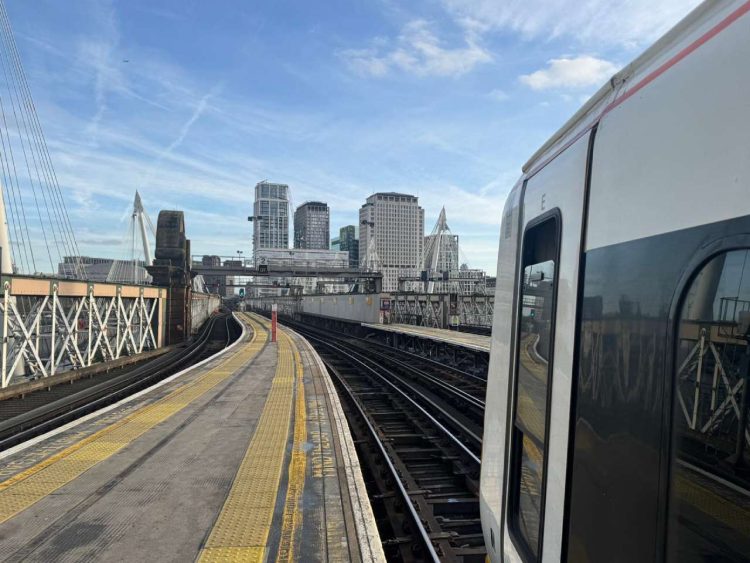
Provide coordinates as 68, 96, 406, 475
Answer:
6, 0, 700, 274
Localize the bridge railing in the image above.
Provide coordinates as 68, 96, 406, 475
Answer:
0, 275, 165, 389
392, 292, 494, 329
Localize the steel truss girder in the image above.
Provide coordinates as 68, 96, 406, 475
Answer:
676, 330, 750, 447
393, 293, 494, 329
1, 278, 162, 389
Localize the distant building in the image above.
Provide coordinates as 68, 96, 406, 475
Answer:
195, 256, 232, 295
203, 274, 226, 295
252, 248, 349, 295
201, 255, 221, 267
293, 201, 329, 250
58, 256, 149, 284
58, 256, 112, 280
253, 181, 289, 262
330, 236, 341, 251
359, 193, 424, 292
339, 225, 359, 269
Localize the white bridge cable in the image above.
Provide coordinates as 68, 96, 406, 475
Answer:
0, 99, 30, 273
0, 1, 82, 275
0, 0, 84, 277
0, 21, 57, 273
0, 2, 83, 274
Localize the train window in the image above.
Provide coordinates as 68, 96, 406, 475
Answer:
667, 249, 750, 561
509, 216, 559, 560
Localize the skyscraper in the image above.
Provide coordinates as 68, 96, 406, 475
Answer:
293, 201, 329, 249
339, 225, 359, 268
252, 181, 289, 261
359, 193, 424, 291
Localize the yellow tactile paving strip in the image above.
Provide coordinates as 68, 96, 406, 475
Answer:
675, 468, 750, 536
199, 315, 303, 563
0, 314, 266, 525
277, 345, 307, 562
516, 334, 548, 446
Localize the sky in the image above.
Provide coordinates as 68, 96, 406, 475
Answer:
5, 0, 702, 275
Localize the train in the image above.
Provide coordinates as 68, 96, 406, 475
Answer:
480, 1, 750, 561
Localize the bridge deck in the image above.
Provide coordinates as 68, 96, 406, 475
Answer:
362, 322, 491, 353
0, 313, 383, 563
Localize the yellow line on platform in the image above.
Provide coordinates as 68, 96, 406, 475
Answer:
276, 345, 307, 562
0, 315, 265, 525
199, 315, 302, 563
675, 469, 750, 536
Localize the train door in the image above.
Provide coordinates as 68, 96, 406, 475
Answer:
502, 131, 592, 562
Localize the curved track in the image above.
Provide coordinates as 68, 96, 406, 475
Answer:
283, 318, 487, 563
0, 312, 240, 451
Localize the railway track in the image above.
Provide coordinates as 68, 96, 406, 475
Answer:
0, 311, 240, 451
283, 318, 487, 562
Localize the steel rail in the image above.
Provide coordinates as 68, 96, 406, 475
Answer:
328, 341, 484, 451
322, 358, 442, 563
357, 347, 485, 410
279, 316, 486, 561
281, 319, 485, 407
356, 336, 486, 383
0, 313, 236, 450
305, 331, 481, 463
301, 320, 486, 383
284, 320, 485, 446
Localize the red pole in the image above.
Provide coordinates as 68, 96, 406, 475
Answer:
271, 303, 277, 343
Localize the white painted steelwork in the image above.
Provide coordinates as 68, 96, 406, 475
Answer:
0, 276, 164, 389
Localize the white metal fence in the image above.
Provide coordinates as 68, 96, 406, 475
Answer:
0, 276, 165, 389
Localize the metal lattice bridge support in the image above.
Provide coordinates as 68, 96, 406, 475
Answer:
0, 276, 165, 389
676, 325, 750, 448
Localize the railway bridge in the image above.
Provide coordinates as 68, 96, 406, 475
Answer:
1, 0, 749, 561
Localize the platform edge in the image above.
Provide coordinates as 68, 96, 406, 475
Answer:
295, 331, 386, 563
0, 313, 248, 461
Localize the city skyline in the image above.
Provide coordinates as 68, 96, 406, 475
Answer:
5, 0, 702, 275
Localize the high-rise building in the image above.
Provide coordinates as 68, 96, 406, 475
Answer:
253, 181, 289, 262
359, 193, 424, 292
339, 225, 359, 269
293, 201, 329, 250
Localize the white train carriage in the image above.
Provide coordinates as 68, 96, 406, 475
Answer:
481, 1, 750, 561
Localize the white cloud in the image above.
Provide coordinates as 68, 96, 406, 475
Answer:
341, 49, 390, 77
487, 88, 509, 102
341, 19, 491, 78
441, 0, 702, 49
520, 56, 618, 91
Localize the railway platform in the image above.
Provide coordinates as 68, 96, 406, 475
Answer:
362, 323, 490, 374
362, 323, 490, 353
0, 313, 383, 563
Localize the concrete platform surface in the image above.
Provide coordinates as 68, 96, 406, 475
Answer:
0, 313, 383, 563
362, 322, 491, 352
